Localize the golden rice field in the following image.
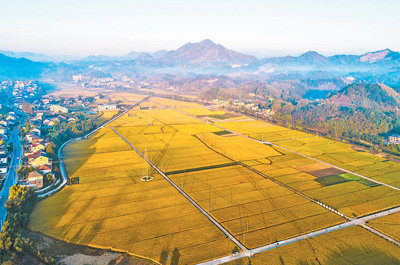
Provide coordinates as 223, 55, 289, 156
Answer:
29, 128, 237, 264
95, 110, 119, 125
216, 120, 400, 189
228, 226, 400, 265
30, 97, 400, 264
168, 165, 343, 249
177, 107, 226, 116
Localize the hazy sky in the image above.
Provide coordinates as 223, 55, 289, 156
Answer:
0, 0, 399, 57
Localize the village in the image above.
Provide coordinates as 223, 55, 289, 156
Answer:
0, 80, 113, 193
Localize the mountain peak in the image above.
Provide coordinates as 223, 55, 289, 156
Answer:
161, 39, 256, 64
300, 51, 325, 57
199, 39, 215, 45
360, 49, 399, 63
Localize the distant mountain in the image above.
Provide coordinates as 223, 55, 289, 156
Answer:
261, 49, 400, 67
327, 83, 400, 111
80, 50, 167, 62
0, 50, 52, 62
160, 39, 257, 65
151, 49, 168, 59
80, 55, 116, 62
0, 53, 48, 79
359, 49, 400, 63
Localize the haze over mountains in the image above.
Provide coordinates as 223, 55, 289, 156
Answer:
1, 39, 400, 86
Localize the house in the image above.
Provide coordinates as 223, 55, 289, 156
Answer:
0, 125, 5, 135
50, 104, 68, 114
0, 147, 7, 155
31, 143, 45, 153
38, 164, 51, 175
25, 132, 35, 143
26, 171, 43, 189
0, 120, 7, 126
26, 133, 42, 144
6, 115, 16, 122
42, 119, 51, 127
389, 134, 400, 144
0, 153, 7, 164
47, 118, 59, 127
29, 153, 50, 167
32, 136, 43, 145
0, 163, 7, 175
98, 104, 117, 111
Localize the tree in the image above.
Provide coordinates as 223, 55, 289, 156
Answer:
43, 174, 54, 188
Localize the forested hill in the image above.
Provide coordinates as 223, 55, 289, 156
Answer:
326, 83, 400, 111
281, 83, 400, 154
0, 53, 48, 79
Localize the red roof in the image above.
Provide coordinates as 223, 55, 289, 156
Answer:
38, 165, 51, 170
27, 151, 41, 160
32, 142, 44, 148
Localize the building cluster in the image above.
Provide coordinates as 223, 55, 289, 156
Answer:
21, 125, 54, 189
97, 104, 117, 111
0, 82, 57, 190
0, 111, 17, 183
211, 98, 275, 117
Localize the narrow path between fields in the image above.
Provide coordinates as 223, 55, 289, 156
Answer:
197, 205, 400, 265
110, 127, 249, 253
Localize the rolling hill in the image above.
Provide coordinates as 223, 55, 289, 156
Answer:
0, 53, 48, 79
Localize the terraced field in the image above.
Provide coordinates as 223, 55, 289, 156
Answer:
29, 99, 400, 264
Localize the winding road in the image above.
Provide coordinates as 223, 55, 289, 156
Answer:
0, 129, 23, 228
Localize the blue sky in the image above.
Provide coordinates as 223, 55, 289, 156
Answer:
0, 0, 399, 57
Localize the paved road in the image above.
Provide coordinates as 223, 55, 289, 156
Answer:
0, 129, 23, 228
198, 205, 400, 265
111, 127, 248, 252
38, 96, 150, 198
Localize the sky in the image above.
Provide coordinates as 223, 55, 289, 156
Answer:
0, 0, 399, 57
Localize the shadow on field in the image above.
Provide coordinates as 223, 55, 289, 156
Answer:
296, 245, 400, 265
61, 131, 102, 178
159, 247, 181, 265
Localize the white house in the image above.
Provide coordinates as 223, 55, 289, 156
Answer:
98, 104, 117, 111
0, 154, 7, 164
50, 104, 68, 114
0, 163, 7, 174
389, 134, 400, 144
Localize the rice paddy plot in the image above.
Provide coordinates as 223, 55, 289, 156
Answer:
230, 226, 400, 265
367, 212, 400, 242
29, 128, 236, 265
